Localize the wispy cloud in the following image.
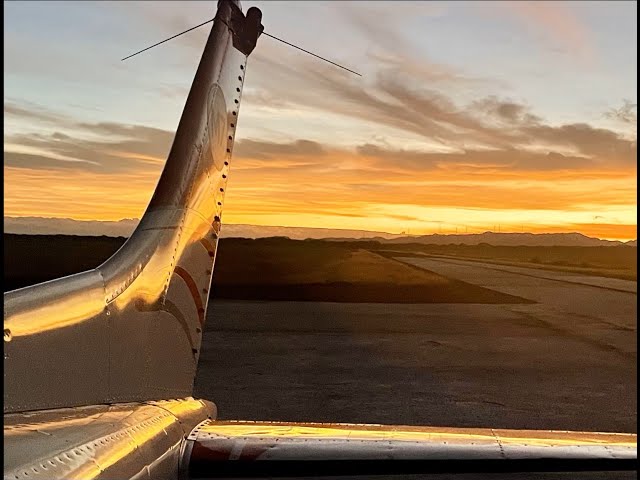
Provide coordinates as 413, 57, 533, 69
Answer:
4, 100, 73, 126
243, 50, 637, 165
3, 2, 636, 240
235, 139, 327, 160
5, 99, 635, 217
605, 99, 638, 125
5, 103, 173, 174
494, 1, 594, 63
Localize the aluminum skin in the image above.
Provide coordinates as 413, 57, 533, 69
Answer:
184, 421, 637, 477
4, 0, 259, 414
3, 0, 637, 478
4, 399, 214, 480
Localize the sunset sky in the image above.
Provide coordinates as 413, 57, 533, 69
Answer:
4, 1, 637, 240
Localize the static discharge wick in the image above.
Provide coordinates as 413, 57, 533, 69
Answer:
121, 17, 362, 77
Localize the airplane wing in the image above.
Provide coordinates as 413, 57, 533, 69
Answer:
3, 1, 637, 479
4, 411, 636, 478
183, 421, 636, 477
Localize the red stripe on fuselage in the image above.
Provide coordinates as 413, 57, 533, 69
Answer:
174, 266, 205, 327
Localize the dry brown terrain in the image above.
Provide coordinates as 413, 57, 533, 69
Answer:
374, 244, 637, 281
4, 235, 530, 303
274, 249, 449, 285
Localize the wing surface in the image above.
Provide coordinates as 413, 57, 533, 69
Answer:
182, 420, 636, 477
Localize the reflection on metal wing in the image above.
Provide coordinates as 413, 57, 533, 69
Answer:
3, 0, 260, 414
4, 399, 215, 479
2, 0, 637, 478
184, 420, 637, 477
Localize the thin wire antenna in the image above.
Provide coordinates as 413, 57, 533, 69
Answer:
121, 19, 362, 77
121, 18, 214, 61
262, 32, 361, 76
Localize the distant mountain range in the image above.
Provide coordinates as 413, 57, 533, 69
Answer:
3, 216, 402, 240
3, 216, 636, 246
4, 217, 141, 238
382, 232, 636, 247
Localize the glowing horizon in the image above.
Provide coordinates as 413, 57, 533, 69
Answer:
3, 1, 637, 242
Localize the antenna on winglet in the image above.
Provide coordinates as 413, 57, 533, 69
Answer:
121, 18, 362, 77
121, 18, 215, 62
261, 32, 361, 77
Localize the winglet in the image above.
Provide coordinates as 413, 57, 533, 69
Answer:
4, 0, 261, 413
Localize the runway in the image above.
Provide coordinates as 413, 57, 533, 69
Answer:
403, 255, 637, 294
194, 256, 637, 439
396, 256, 637, 357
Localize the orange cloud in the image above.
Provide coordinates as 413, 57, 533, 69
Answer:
4, 88, 637, 241
3, 167, 155, 221
497, 1, 593, 63
5, 154, 636, 241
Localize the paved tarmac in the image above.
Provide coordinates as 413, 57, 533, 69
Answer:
194, 257, 636, 478
396, 256, 637, 357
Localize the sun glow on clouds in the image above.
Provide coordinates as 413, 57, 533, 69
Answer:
3, 1, 637, 241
